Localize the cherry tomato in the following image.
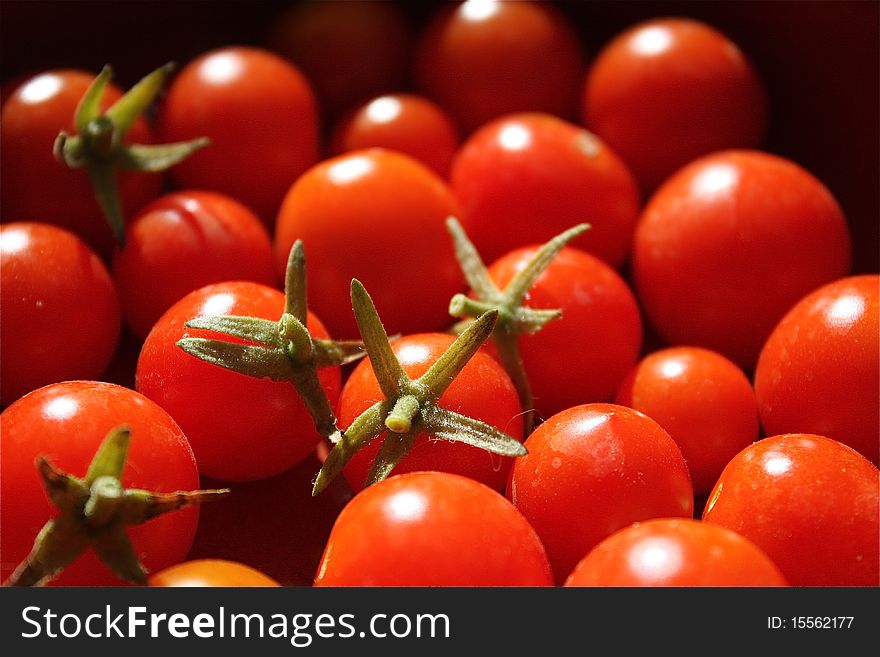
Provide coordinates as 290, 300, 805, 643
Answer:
328, 93, 460, 178
414, 0, 586, 133
703, 433, 879, 586
314, 471, 554, 586
0, 381, 201, 586
148, 559, 280, 587
1, 69, 162, 258
564, 518, 787, 587
274, 148, 463, 340
508, 403, 694, 583
157, 46, 319, 224
754, 275, 878, 464
1, 223, 121, 407
615, 346, 760, 495
583, 17, 767, 192
337, 333, 523, 493
111, 190, 278, 340
632, 150, 852, 370
451, 112, 640, 268
135, 281, 341, 482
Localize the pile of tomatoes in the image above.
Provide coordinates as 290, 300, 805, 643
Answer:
1, 0, 878, 588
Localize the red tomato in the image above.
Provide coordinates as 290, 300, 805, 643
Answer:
111, 190, 278, 340
274, 148, 463, 340
485, 245, 642, 419
148, 559, 280, 587
337, 333, 523, 493
583, 17, 767, 192
414, 0, 586, 133
754, 275, 879, 464
507, 403, 694, 583
314, 471, 554, 586
157, 47, 319, 224
0, 381, 201, 586
703, 433, 879, 586
633, 150, 852, 370
1, 223, 121, 407
0, 70, 162, 258
451, 112, 640, 268
615, 346, 760, 494
135, 281, 340, 482
564, 518, 787, 587
328, 93, 460, 178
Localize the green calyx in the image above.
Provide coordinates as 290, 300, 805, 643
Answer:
445, 217, 591, 435
312, 279, 527, 496
2, 426, 228, 587
53, 63, 210, 247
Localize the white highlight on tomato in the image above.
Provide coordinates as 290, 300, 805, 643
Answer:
461, 0, 501, 22
825, 294, 866, 329
630, 26, 674, 57
201, 52, 245, 85
44, 395, 80, 421
365, 96, 403, 125
691, 163, 739, 197
0, 226, 31, 255
328, 155, 374, 185
498, 124, 532, 152
385, 489, 427, 523
18, 74, 63, 104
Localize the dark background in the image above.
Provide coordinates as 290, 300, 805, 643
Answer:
2, 0, 877, 273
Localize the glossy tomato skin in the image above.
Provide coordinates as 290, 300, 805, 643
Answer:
135, 281, 340, 482
1, 70, 162, 258
1, 223, 121, 407
451, 112, 640, 268
615, 346, 760, 494
703, 434, 880, 586
633, 150, 852, 370
314, 471, 554, 586
754, 275, 879, 464
0, 381, 201, 586
564, 518, 787, 587
274, 148, 463, 340
157, 47, 319, 224
583, 18, 767, 193
508, 403, 694, 584
111, 190, 278, 340
148, 559, 280, 587
414, 0, 586, 133
337, 333, 524, 493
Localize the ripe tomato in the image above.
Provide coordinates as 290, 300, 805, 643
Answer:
274, 148, 463, 340
0, 69, 162, 258
582, 17, 767, 192
507, 403, 694, 583
703, 433, 879, 586
451, 112, 640, 268
0, 381, 201, 586
314, 471, 554, 586
135, 281, 341, 482
111, 190, 278, 340
754, 275, 879, 464
157, 46, 319, 224
414, 0, 585, 133
564, 518, 787, 587
615, 346, 760, 495
148, 559, 280, 587
632, 150, 852, 370
337, 333, 523, 493
1, 223, 121, 407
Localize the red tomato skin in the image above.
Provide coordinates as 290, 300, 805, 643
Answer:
583, 17, 767, 192
157, 47, 319, 224
111, 190, 278, 340
615, 346, 760, 494
135, 281, 340, 482
451, 112, 640, 268
337, 333, 524, 493
508, 403, 694, 584
754, 275, 879, 464
633, 150, 852, 370
1, 223, 121, 407
564, 518, 787, 587
274, 148, 463, 340
1, 70, 163, 258
314, 471, 554, 586
703, 434, 880, 587
0, 381, 200, 586
148, 559, 280, 587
